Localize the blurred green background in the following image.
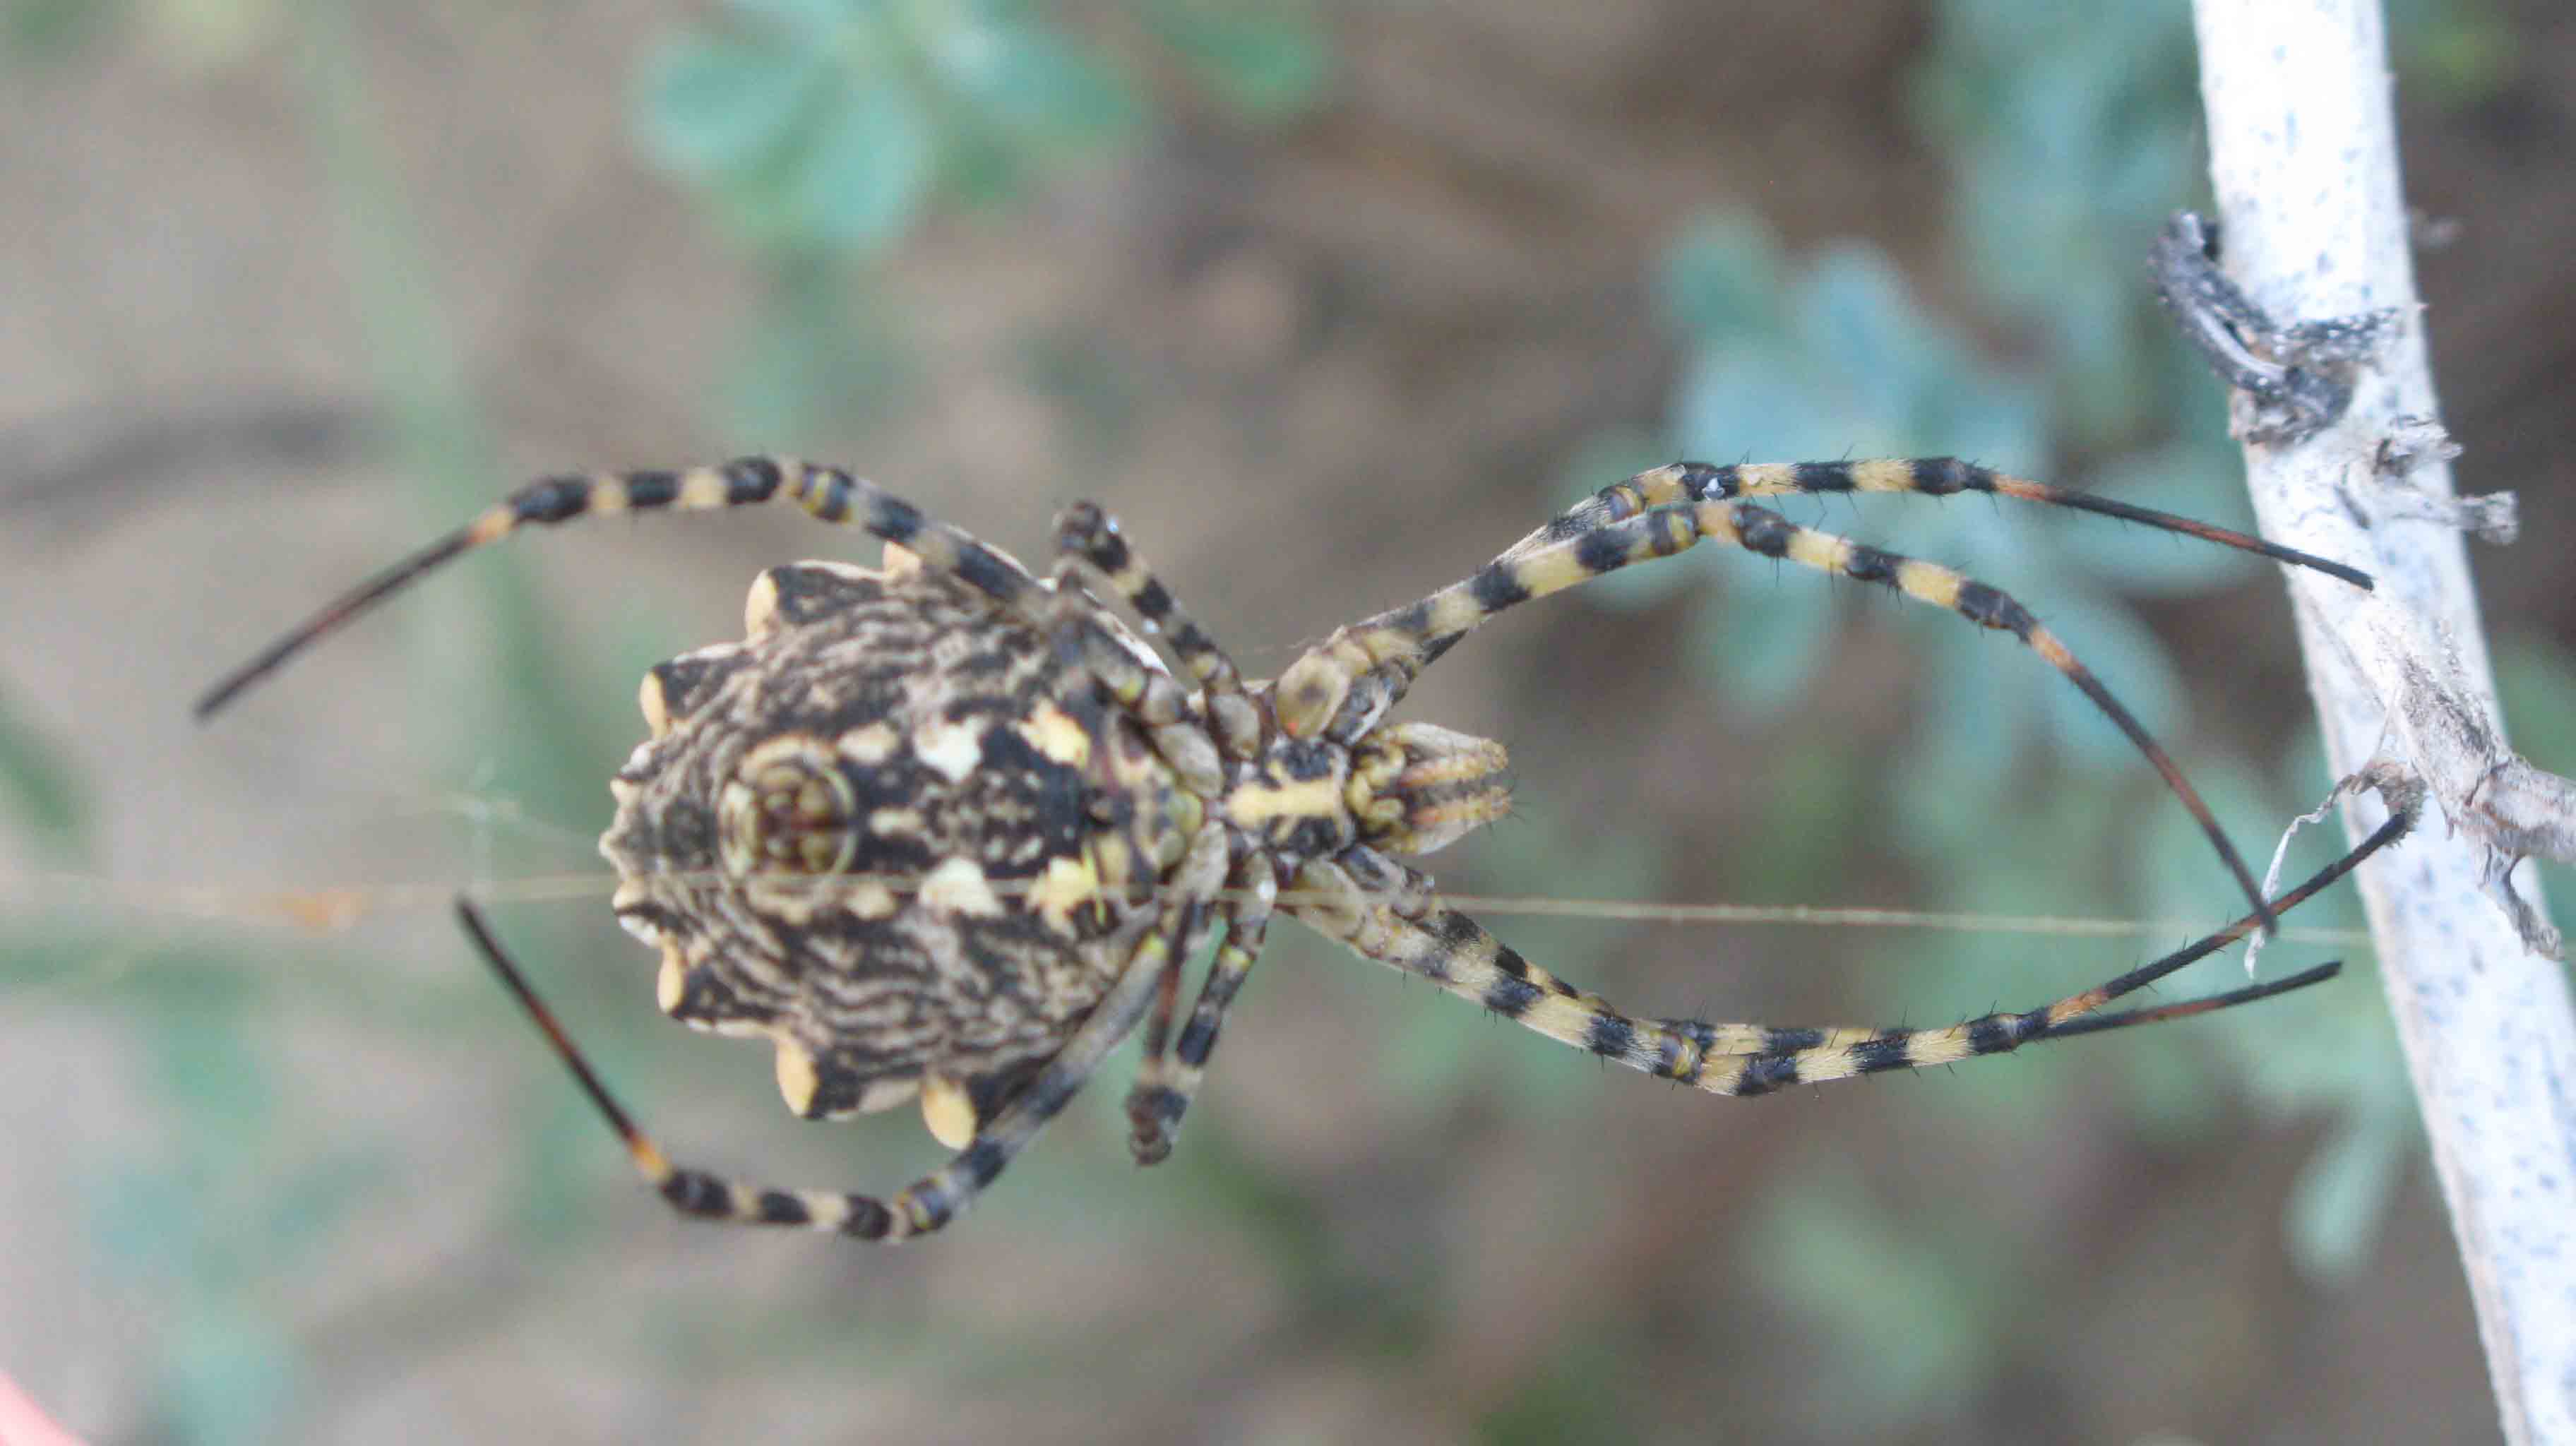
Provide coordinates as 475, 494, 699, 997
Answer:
1, 1, 2569, 1441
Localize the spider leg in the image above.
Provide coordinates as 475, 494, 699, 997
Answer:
1127, 945, 1191, 1149
198, 458, 1052, 717
1126, 853, 1280, 1165
454, 823, 1229, 1241
1281, 496, 2285, 931
1035, 556, 1230, 798
1056, 502, 1260, 759
1289, 811, 2405, 1096
1032, 503, 1268, 799
1503, 460, 2373, 588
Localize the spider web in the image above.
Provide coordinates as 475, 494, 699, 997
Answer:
0, 759, 2370, 947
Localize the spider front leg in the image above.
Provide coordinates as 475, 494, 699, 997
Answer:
198, 457, 1055, 717
1291, 811, 2405, 1099
1501, 458, 2373, 587
1279, 496, 2285, 933
1055, 501, 1260, 759
1125, 853, 1279, 1165
1024, 499, 1272, 801
456, 825, 1231, 1242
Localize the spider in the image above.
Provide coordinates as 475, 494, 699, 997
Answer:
197, 455, 2399, 1242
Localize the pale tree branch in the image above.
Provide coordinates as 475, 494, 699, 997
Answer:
2191, 2, 2576, 1440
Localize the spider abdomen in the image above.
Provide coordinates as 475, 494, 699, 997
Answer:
599, 558, 1188, 1132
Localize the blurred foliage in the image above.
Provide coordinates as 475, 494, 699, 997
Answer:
633, 0, 1327, 434
2390, 0, 2519, 101
1750, 1167, 2014, 1432
1559, 0, 2513, 1422
0, 700, 386, 1444
0, 681, 85, 858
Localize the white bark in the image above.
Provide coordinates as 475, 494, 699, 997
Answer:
2193, 3, 2576, 1440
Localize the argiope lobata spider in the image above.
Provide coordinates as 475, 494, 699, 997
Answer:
197, 455, 2401, 1242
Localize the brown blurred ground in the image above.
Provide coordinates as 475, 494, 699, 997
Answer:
1, 2, 2566, 1442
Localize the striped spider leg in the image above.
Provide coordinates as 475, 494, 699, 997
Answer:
1275, 460, 2377, 938
458, 823, 1230, 1241
1288, 808, 2406, 1101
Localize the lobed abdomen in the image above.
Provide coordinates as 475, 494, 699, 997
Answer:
598, 558, 1165, 1125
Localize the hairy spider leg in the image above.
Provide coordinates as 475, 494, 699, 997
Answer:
1126, 852, 1280, 1166
1289, 809, 2407, 1097
1056, 501, 1261, 760
196, 457, 1056, 718
456, 825, 1232, 1241
1034, 510, 1261, 798
1127, 945, 1193, 1151
1504, 458, 2375, 590
1037, 508, 1287, 1164
2037, 960, 2346, 1038
1277, 496, 2286, 934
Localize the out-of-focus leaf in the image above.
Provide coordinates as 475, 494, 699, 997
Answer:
2390, 0, 2514, 103
258, 1149, 387, 1256
90, 1166, 204, 1279
936, 16, 1141, 143
1748, 1172, 2005, 1428
1657, 214, 1787, 342
1909, 0, 2200, 443
148, 1003, 273, 1135
636, 33, 826, 178
0, 680, 86, 852
140, 0, 280, 68
1140, 0, 1330, 119
794, 83, 935, 248
1671, 347, 1842, 464
4, 0, 117, 56
1908, 340, 2046, 465
1789, 244, 1935, 425
1688, 570, 1838, 717
730, 0, 861, 37
2494, 633, 2576, 777
167, 1306, 297, 1446
1477, 1336, 1632, 1446
722, 263, 910, 438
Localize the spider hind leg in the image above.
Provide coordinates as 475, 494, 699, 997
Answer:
1287, 811, 2407, 1099
455, 825, 1229, 1242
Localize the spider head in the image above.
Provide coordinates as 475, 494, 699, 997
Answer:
1222, 717, 1510, 862
1347, 721, 1510, 856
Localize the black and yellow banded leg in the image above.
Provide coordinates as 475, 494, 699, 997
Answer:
1504, 460, 2373, 589
454, 825, 1233, 1241
1282, 494, 2280, 929
1288, 810, 2405, 1099
1126, 853, 1280, 1166
1056, 502, 1262, 760
1124, 943, 1192, 1159
1039, 563, 1229, 797
198, 458, 1051, 717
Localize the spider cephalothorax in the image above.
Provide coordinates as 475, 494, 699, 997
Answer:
199, 454, 2402, 1242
